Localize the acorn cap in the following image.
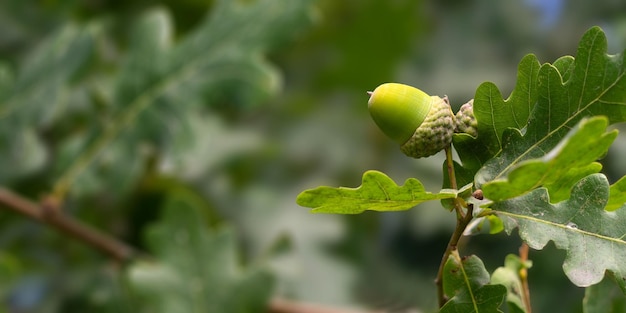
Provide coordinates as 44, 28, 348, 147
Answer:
455, 99, 477, 137
400, 95, 455, 158
368, 83, 432, 145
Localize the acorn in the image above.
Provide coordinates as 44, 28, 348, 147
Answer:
367, 83, 456, 158
454, 99, 477, 137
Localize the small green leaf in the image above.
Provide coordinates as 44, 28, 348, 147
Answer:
482, 117, 615, 202
491, 254, 532, 313
441, 251, 506, 312
494, 174, 626, 291
464, 215, 505, 236
544, 162, 603, 203
296, 170, 458, 214
607, 175, 626, 211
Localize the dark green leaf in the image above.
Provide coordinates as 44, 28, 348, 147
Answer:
493, 174, 626, 291
453, 54, 541, 171
441, 251, 506, 312
296, 170, 460, 214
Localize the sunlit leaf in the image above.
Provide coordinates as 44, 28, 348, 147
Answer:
482, 117, 615, 202
607, 175, 626, 211
296, 170, 461, 214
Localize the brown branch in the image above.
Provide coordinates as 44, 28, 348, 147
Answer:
434, 203, 473, 308
268, 298, 384, 313
0, 187, 136, 262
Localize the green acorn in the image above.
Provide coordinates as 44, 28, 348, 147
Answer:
367, 83, 456, 158
455, 99, 477, 137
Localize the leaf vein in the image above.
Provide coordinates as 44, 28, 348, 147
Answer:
497, 211, 626, 245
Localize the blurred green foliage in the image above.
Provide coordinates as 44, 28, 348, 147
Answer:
0, 0, 625, 312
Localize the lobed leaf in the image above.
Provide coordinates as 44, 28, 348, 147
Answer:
607, 175, 626, 211
296, 170, 461, 214
481, 116, 615, 202
441, 251, 506, 312
453, 54, 541, 171
493, 174, 626, 291
476, 27, 626, 189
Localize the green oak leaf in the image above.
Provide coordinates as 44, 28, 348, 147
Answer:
493, 174, 626, 292
127, 194, 274, 313
607, 175, 626, 211
476, 27, 626, 189
491, 254, 532, 313
441, 251, 506, 312
482, 116, 616, 202
296, 170, 462, 214
452, 54, 541, 171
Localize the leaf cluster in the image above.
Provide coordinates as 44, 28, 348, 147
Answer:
297, 26, 626, 311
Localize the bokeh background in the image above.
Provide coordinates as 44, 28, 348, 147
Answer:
1, 0, 626, 312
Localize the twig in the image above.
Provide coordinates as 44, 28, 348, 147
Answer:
268, 298, 383, 313
435, 146, 473, 307
519, 242, 532, 312
0, 187, 136, 262
434, 203, 474, 307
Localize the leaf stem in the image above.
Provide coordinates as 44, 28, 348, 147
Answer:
445, 147, 466, 221
445, 146, 458, 190
436, 146, 473, 307
519, 242, 532, 312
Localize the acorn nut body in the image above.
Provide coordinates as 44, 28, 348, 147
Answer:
368, 83, 456, 159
